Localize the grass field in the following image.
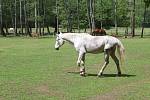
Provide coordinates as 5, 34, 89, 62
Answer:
0, 36, 150, 100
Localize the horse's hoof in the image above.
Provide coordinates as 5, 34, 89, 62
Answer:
80, 74, 86, 77
116, 74, 121, 77
97, 73, 103, 77
117, 72, 121, 76
80, 72, 86, 77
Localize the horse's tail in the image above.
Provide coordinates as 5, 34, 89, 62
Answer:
117, 39, 125, 65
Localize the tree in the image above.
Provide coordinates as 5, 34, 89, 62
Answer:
100, 0, 103, 28
55, 0, 59, 34
0, 0, 6, 36
141, 0, 150, 38
87, 0, 95, 33
20, 0, 23, 35
64, 0, 73, 32
35, 0, 38, 33
0, 0, 3, 35
113, 0, 118, 34
131, 0, 135, 37
14, 0, 18, 36
77, 0, 80, 32
42, 0, 46, 35
0, 0, 148, 37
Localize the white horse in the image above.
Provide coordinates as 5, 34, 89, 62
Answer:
55, 32, 125, 77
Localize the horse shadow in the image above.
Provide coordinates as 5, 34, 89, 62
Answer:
87, 73, 136, 77
67, 72, 136, 78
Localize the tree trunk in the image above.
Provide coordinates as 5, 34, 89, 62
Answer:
141, 2, 147, 38
77, 0, 80, 32
20, 0, 23, 35
5, 22, 9, 35
87, 0, 95, 33
24, 0, 27, 35
131, 0, 135, 37
0, 0, 6, 37
0, 0, 3, 35
24, 0, 30, 36
54, 16, 57, 33
15, 0, 18, 36
39, 23, 41, 35
100, 0, 103, 29
38, 0, 41, 35
10, 4, 14, 31
67, 14, 72, 32
35, 0, 38, 33
64, 0, 72, 32
47, 26, 50, 35
42, 0, 46, 35
87, 0, 92, 33
54, 0, 59, 34
113, 0, 118, 35
28, 23, 32, 37
92, 0, 95, 31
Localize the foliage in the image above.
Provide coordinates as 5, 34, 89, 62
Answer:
144, 0, 150, 7
0, 0, 148, 35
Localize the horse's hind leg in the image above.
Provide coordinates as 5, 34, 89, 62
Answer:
110, 47, 121, 76
98, 50, 109, 77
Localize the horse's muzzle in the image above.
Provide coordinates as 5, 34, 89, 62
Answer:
55, 48, 59, 50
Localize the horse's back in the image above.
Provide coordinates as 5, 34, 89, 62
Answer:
90, 35, 120, 50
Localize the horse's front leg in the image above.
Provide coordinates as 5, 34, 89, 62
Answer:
98, 50, 110, 77
77, 52, 85, 76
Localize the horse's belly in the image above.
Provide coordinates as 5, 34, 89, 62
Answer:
86, 46, 104, 54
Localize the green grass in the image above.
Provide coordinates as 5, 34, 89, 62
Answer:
0, 37, 150, 100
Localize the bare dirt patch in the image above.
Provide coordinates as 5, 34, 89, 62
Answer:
0, 97, 4, 100
63, 66, 79, 72
36, 85, 50, 94
35, 84, 66, 99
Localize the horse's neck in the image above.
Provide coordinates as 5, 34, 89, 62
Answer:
62, 33, 77, 44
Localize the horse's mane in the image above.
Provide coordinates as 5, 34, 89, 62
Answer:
62, 33, 91, 38
60, 33, 92, 44
63, 32, 90, 35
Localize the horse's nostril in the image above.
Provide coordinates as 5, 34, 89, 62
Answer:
55, 48, 59, 50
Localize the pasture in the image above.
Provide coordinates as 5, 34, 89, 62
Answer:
0, 37, 150, 100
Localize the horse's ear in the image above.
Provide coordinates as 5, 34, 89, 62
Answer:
56, 31, 62, 36
57, 32, 60, 34
56, 31, 60, 36
57, 31, 62, 34
58, 32, 63, 34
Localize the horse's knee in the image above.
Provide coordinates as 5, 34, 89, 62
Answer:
77, 61, 80, 66
81, 61, 84, 66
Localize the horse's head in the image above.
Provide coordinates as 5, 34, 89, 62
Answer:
55, 32, 65, 50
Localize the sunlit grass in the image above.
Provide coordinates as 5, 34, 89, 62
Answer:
0, 37, 150, 100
